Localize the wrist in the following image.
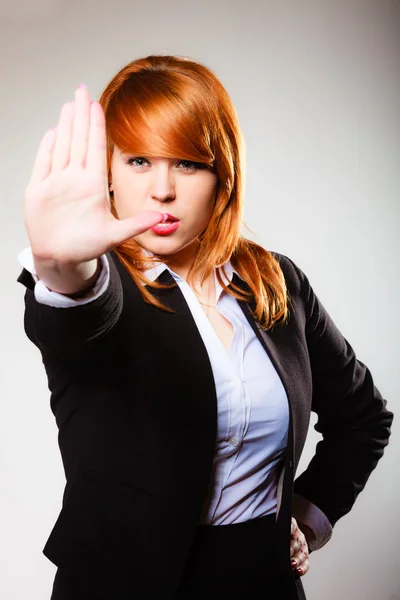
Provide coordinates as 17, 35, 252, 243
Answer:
64, 258, 102, 298
33, 256, 101, 296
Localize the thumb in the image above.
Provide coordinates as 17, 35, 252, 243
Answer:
109, 211, 165, 246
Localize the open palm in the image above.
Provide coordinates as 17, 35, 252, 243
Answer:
24, 84, 163, 265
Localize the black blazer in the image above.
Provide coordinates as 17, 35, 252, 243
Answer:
18, 251, 393, 599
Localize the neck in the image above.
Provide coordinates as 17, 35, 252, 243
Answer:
152, 243, 217, 306
156, 241, 202, 282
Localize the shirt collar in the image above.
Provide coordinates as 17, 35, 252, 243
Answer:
143, 257, 242, 307
143, 258, 240, 286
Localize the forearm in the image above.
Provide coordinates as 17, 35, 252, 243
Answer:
20, 252, 124, 359
33, 255, 101, 296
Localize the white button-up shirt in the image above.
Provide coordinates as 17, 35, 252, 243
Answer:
159, 260, 290, 525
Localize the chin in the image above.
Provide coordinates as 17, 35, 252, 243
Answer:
136, 234, 185, 257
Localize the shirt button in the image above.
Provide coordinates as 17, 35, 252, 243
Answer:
230, 379, 241, 388
229, 437, 239, 447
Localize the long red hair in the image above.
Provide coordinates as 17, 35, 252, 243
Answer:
99, 55, 289, 329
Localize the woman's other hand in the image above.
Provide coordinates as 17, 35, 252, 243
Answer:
290, 517, 310, 577
24, 84, 164, 267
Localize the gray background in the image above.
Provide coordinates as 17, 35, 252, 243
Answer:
0, 0, 399, 598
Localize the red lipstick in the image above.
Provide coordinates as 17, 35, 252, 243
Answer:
151, 212, 180, 235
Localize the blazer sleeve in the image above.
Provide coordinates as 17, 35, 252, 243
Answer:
287, 257, 393, 528
17, 252, 123, 360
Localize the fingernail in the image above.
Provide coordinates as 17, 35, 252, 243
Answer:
162, 212, 169, 222
297, 567, 303, 575
78, 83, 86, 89
291, 560, 297, 568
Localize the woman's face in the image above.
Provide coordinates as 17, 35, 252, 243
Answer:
110, 148, 218, 264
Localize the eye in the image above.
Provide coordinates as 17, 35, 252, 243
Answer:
126, 157, 149, 168
178, 160, 207, 171
125, 157, 208, 171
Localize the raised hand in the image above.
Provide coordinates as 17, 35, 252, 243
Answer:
24, 84, 163, 266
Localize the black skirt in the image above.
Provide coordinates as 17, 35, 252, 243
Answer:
177, 514, 300, 599
51, 514, 302, 600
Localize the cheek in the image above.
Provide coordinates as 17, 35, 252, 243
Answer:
191, 199, 215, 235
189, 180, 216, 216
186, 196, 214, 230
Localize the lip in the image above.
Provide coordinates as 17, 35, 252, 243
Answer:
162, 213, 178, 222
151, 219, 180, 235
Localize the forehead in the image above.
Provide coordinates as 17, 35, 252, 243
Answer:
106, 90, 215, 165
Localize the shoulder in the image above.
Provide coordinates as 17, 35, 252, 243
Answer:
269, 250, 306, 297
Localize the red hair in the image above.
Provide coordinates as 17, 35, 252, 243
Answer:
99, 55, 289, 329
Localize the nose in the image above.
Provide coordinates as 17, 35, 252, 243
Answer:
150, 165, 176, 203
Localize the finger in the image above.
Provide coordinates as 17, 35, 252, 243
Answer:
296, 557, 310, 577
109, 211, 166, 246
29, 127, 57, 183
69, 84, 91, 167
86, 101, 107, 177
293, 548, 309, 566
52, 102, 75, 171
291, 549, 308, 572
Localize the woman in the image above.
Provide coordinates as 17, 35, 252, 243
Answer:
18, 55, 393, 600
